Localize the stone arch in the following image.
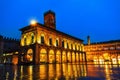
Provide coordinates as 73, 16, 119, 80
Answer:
99, 56, 104, 62
49, 49, 55, 63
103, 53, 110, 61
79, 53, 82, 61
93, 56, 98, 62
67, 52, 71, 62
76, 52, 79, 62
21, 35, 25, 46
111, 55, 117, 63
31, 32, 35, 44
72, 52, 75, 62
21, 35, 27, 46
68, 42, 71, 49
56, 50, 61, 63
55, 38, 59, 47
40, 48, 47, 63
118, 56, 120, 63
26, 33, 31, 45
73, 43, 75, 50
40, 33, 45, 44
62, 51, 66, 63
26, 49, 33, 62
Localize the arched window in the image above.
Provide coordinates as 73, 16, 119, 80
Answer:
31, 33, 34, 44
62, 40, 64, 48
41, 35, 44, 44
67, 42, 69, 49
49, 38, 52, 46
24, 36, 26, 45
26, 49, 33, 61
78, 45, 80, 50
40, 49, 47, 62
71, 44, 73, 49
56, 39, 59, 47
75, 44, 77, 50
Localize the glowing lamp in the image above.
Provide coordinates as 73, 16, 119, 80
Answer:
30, 20, 37, 25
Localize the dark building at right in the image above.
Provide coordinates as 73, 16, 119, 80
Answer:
84, 36, 120, 64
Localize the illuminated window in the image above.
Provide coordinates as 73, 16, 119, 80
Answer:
116, 46, 120, 50
31, 34, 34, 44
56, 39, 58, 47
62, 40, 64, 48
49, 38, 52, 46
41, 36, 44, 44
27, 49, 33, 61
67, 43, 69, 49
71, 44, 73, 49
24, 37, 26, 45
75, 45, 77, 50
78, 46, 80, 50
110, 47, 115, 50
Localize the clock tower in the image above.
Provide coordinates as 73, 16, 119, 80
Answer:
44, 10, 56, 29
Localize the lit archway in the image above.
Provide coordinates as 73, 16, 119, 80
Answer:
31, 33, 35, 44
111, 55, 117, 64
99, 56, 104, 64
40, 49, 47, 63
93, 56, 98, 62
118, 56, 120, 64
103, 53, 110, 61
49, 50, 55, 63
56, 50, 61, 63
26, 49, 33, 62
72, 52, 75, 62
67, 52, 71, 62
62, 51, 66, 63
76, 53, 79, 62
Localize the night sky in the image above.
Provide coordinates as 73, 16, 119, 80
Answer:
0, 0, 120, 43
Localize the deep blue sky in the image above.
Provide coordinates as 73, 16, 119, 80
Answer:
0, 0, 120, 43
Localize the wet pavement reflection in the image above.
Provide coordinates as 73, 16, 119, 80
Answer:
0, 63, 120, 80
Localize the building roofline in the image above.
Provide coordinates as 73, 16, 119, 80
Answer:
84, 39, 120, 45
19, 23, 83, 42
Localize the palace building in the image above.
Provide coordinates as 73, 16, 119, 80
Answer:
0, 35, 19, 64
84, 36, 120, 64
18, 10, 86, 64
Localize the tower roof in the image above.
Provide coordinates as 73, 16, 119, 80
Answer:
44, 10, 55, 16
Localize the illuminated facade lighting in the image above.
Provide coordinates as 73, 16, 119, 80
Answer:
30, 19, 37, 25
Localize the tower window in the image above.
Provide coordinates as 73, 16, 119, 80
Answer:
41, 36, 44, 44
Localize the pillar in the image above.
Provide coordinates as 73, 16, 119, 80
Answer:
47, 49, 49, 63
55, 50, 56, 63
34, 43, 39, 64
66, 51, 68, 63
71, 52, 72, 63
78, 52, 80, 63
75, 52, 76, 62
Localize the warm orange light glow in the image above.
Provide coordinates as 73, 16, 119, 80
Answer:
112, 58, 117, 64
30, 20, 37, 25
